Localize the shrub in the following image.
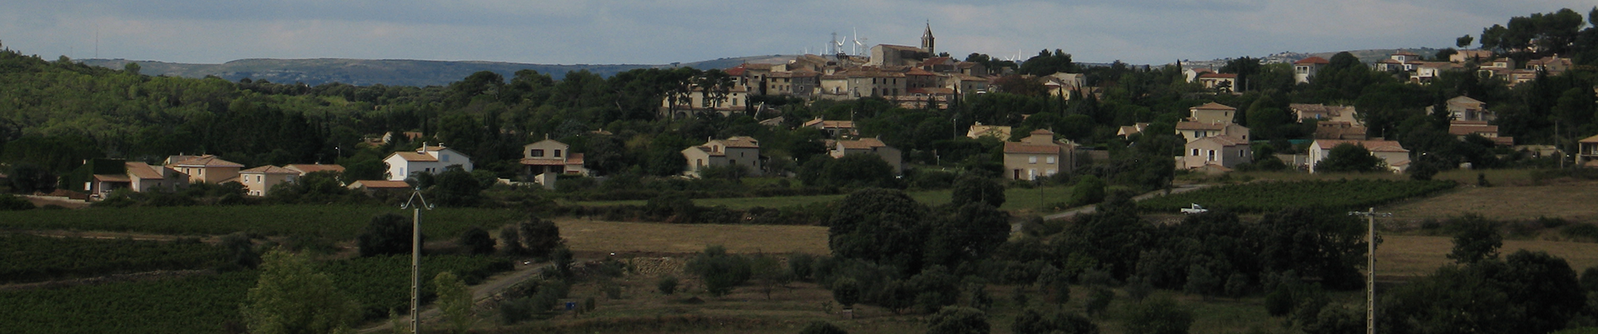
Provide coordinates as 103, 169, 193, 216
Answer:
497, 298, 534, 325
0, 194, 35, 211
518, 217, 563, 258
927, 306, 990, 334
1563, 224, 1598, 243
497, 225, 525, 256
800, 320, 849, 334
1083, 287, 1113, 316
457, 226, 495, 255
357, 213, 414, 257
789, 253, 816, 281
657, 276, 679, 295
1123, 296, 1193, 334
832, 278, 861, 308
686, 245, 751, 297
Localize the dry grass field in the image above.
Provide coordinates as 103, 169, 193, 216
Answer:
1377, 234, 1598, 278
554, 218, 829, 256
1384, 180, 1598, 221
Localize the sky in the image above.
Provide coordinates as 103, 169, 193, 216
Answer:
0, 0, 1593, 66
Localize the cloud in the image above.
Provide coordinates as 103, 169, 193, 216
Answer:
0, 0, 1592, 66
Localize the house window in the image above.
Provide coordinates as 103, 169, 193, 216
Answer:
1240, 150, 1246, 157
554, 149, 562, 158
1046, 169, 1056, 175
697, 159, 704, 167
1028, 156, 1037, 163
530, 149, 544, 157
1046, 156, 1056, 164
1192, 149, 1200, 156
1207, 150, 1216, 161
256, 175, 262, 183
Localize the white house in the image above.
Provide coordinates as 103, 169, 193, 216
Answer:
383, 144, 473, 181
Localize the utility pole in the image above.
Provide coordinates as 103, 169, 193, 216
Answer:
1349, 207, 1391, 334
401, 188, 434, 334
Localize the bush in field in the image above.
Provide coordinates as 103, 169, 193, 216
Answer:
517, 216, 562, 258
358, 213, 416, 257
241, 249, 361, 334
927, 306, 990, 334
951, 175, 1006, 208
457, 226, 496, 255
0, 194, 35, 211
657, 275, 679, 295
800, 320, 850, 334
687, 245, 751, 297
1447, 214, 1502, 264
1122, 296, 1193, 334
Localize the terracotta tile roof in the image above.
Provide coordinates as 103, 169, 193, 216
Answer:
1176, 121, 1228, 131
394, 152, 438, 162
285, 164, 345, 174
94, 174, 131, 183
565, 153, 585, 165
1294, 56, 1330, 65
1580, 134, 1598, 144
687, 146, 726, 157
838, 138, 890, 150
1196, 135, 1249, 146
241, 166, 298, 174
908, 87, 954, 95
126, 162, 165, 180
1192, 102, 1236, 111
1449, 125, 1498, 136
1316, 139, 1407, 153
172, 155, 244, 168
725, 66, 747, 76
1004, 142, 1061, 154
719, 136, 760, 148
1030, 129, 1054, 136
1198, 73, 1237, 79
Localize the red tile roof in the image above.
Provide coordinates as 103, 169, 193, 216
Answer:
1005, 142, 1062, 154
393, 152, 437, 162
285, 164, 345, 174
837, 138, 890, 150
172, 155, 244, 168
1198, 73, 1237, 79
350, 180, 412, 189
241, 166, 298, 174
1192, 102, 1236, 111
126, 162, 165, 180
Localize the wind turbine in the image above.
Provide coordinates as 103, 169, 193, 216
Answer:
852, 28, 869, 56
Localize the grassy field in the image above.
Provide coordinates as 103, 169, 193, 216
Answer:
555, 218, 829, 255
1377, 234, 1598, 278
565, 186, 1075, 214
1384, 180, 1598, 220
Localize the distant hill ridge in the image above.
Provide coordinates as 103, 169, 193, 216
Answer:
79, 55, 795, 87
79, 49, 1434, 87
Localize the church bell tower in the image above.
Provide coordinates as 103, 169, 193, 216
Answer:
921, 21, 935, 55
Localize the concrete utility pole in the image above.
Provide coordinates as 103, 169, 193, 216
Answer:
401, 188, 434, 334
1349, 207, 1391, 334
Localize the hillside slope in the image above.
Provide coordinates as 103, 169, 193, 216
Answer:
80, 55, 795, 87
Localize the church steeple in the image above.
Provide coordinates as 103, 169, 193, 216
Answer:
921, 21, 935, 55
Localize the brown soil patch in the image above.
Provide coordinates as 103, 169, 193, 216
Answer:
1384, 181, 1598, 221
554, 218, 829, 256
1378, 234, 1598, 278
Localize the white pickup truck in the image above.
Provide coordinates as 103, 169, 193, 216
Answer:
1180, 204, 1208, 214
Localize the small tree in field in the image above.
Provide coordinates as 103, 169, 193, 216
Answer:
927, 306, 990, 334
434, 271, 474, 334
241, 249, 360, 334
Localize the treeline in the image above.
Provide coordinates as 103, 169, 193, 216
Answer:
3, 8, 1597, 197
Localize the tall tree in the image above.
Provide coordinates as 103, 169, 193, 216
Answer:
240, 249, 361, 334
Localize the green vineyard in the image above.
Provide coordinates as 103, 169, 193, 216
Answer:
0, 254, 514, 334
0, 234, 228, 284
0, 205, 520, 239
1138, 180, 1456, 213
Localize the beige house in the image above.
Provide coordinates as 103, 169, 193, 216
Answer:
520, 139, 589, 187
239, 166, 300, 197
803, 118, 859, 138
830, 138, 904, 173
1438, 96, 1493, 122
1314, 121, 1368, 140
1580, 134, 1598, 167
1189, 102, 1238, 124
967, 122, 1013, 140
1197, 73, 1238, 91
1308, 140, 1409, 173
1002, 129, 1075, 181
1449, 121, 1513, 146
166, 155, 244, 184
87, 161, 190, 198
682, 137, 763, 177
1176, 122, 1249, 143
1182, 135, 1252, 171
1293, 56, 1329, 84
1118, 123, 1151, 138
